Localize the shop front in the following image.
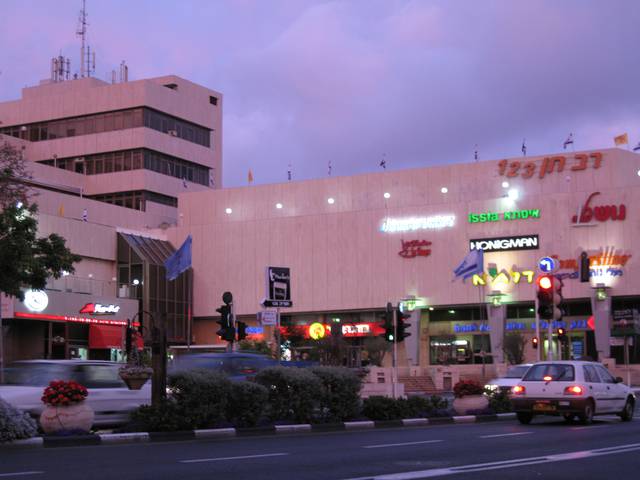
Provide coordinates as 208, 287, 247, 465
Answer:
5, 289, 139, 362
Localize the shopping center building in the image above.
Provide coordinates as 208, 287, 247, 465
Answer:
1, 70, 640, 383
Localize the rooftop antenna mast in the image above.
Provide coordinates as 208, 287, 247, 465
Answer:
76, 0, 95, 77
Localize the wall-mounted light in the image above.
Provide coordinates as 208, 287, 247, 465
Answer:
327, 197, 335, 204
507, 188, 519, 201
440, 187, 448, 194
276, 203, 283, 209
383, 192, 391, 199
502, 181, 509, 188
225, 208, 232, 214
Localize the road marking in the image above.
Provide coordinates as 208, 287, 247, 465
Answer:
343, 442, 640, 479
479, 432, 533, 439
363, 440, 443, 449
0, 473, 44, 478
180, 452, 289, 464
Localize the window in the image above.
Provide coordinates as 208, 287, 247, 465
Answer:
523, 364, 575, 382
209, 96, 218, 105
583, 365, 600, 383
164, 83, 178, 90
595, 365, 616, 384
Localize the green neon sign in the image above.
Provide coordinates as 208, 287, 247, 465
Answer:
468, 209, 540, 223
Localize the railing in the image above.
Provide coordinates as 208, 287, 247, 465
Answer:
45, 275, 117, 297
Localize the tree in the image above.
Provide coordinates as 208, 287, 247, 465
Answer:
362, 336, 391, 366
0, 202, 81, 300
0, 142, 31, 210
502, 332, 527, 365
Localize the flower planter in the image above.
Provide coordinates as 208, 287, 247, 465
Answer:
39, 402, 94, 434
452, 394, 489, 415
119, 367, 153, 390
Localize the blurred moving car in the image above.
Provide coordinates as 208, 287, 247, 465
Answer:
0, 360, 151, 427
511, 360, 636, 425
484, 364, 533, 394
170, 352, 278, 380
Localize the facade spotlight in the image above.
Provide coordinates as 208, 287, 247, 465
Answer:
225, 208, 232, 214
276, 203, 283, 209
507, 188, 519, 201
327, 197, 335, 204
441, 187, 448, 193
502, 181, 509, 188
383, 192, 391, 199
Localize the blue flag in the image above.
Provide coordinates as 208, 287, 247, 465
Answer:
453, 249, 484, 282
164, 235, 192, 281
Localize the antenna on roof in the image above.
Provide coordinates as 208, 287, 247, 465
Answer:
76, 0, 95, 77
51, 55, 70, 82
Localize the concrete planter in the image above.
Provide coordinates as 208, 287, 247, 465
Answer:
452, 395, 489, 415
40, 402, 94, 434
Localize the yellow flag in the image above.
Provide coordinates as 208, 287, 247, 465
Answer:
58, 204, 65, 217
614, 133, 629, 146
248, 169, 254, 183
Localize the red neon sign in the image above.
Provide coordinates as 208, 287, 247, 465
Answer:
398, 240, 432, 258
572, 192, 626, 224
15, 311, 137, 327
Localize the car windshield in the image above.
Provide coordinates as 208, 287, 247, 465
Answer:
523, 363, 575, 381
505, 365, 530, 378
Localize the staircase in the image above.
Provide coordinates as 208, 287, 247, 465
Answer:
399, 375, 439, 395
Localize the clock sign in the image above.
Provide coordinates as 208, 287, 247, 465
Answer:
24, 290, 49, 312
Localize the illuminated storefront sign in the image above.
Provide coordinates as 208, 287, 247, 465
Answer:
454, 323, 490, 333
468, 209, 540, 223
79, 303, 121, 315
381, 215, 455, 233
306, 322, 382, 339
549, 248, 631, 282
15, 311, 130, 327
505, 319, 589, 331
469, 235, 539, 252
399, 240, 432, 258
572, 192, 626, 224
24, 290, 49, 312
309, 322, 327, 340
472, 268, 535, 286
498, 152, 603, 180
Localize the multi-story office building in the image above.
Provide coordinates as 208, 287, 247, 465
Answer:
0, 73, 222, 362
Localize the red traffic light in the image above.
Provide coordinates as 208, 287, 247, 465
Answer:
532, 337, 539, 349
537, 275, 553, 290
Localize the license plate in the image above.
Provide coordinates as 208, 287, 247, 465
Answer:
533, 403, 556, 412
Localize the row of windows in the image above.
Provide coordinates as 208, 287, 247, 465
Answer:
0, 107, 211, 147
88, 190, 178, 211
39, 148, 210, 186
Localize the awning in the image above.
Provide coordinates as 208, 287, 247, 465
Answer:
118, 232, 176, 265
89, 324, 125, 349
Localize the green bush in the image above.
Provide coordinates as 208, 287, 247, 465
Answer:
0, 398, 37, 443
129, 400, 192, 432
226, 381, 268, 427
362, 396, 407, 420
487, 390, 513, 413
168, 369, 232, 428
310, 366, 362, 422
254, 366, 323, 423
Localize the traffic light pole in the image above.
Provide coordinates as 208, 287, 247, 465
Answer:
547, 320, 553, 361
392, 306, 398, 399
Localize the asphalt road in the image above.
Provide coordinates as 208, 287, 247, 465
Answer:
2, 415, 640, 480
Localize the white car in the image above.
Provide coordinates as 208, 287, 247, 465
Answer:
511, 360, 635, 425
485, 364, 534, 394
0, 360, 151, 427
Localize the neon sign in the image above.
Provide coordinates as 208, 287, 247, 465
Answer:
498, 152, 603, 180
399, 240, 432, 258
549, 249, 631, 282
572, 192, 626, 224
381, 215, 455, 233
468, 209, 540, 223
79, 303, 121, 315
24, 290, 49, 312
472, 268, 535, 286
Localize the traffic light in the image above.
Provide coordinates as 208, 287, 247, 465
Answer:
557, 327, 568, 344
237, 321, 248, 341
396, 305, 411, 342
536, 275, 554, 320
331, 318, 343, 338
215, 304, 235, 342
579, 251, 590, 283
381, 302, 394, 342
532, 336, 539, 349
552, 277, 564, 322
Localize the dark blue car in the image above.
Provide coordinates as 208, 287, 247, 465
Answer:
170, 352, 278, 381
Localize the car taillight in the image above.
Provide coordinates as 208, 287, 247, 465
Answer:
512, 385, 526, 395
564, 385, 584, 395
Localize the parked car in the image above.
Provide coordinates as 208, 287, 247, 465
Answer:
0, 360, 151, 427
511, 360, 635, 425
170, 352, 278, 380
484, 364, 533, 394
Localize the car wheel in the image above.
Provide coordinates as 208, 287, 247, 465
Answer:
517, 412, 533, 425
579, 400, 594, 425
563, 413, 575, 424
620, 399, 634, 422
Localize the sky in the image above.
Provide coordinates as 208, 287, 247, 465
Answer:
1, 0, 639, 188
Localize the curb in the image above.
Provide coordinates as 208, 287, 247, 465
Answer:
2, 413, 517, 449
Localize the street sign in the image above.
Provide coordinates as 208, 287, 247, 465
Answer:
258, 310, 277, 326
264, 266, 292, 308
538, 257, 557, 273
261, 299, 292, 308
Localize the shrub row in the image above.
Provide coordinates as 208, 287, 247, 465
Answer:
0, 397, 38, 443
129, 366, 363, 432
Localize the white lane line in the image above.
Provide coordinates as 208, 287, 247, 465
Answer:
343, 442, 640, 479
363, 440, 443, 449
180, 452, 289, 464
0, 473, 44, 478
479, 432, 533, 439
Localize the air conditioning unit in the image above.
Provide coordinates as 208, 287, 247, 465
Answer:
168, 130, 178, 137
